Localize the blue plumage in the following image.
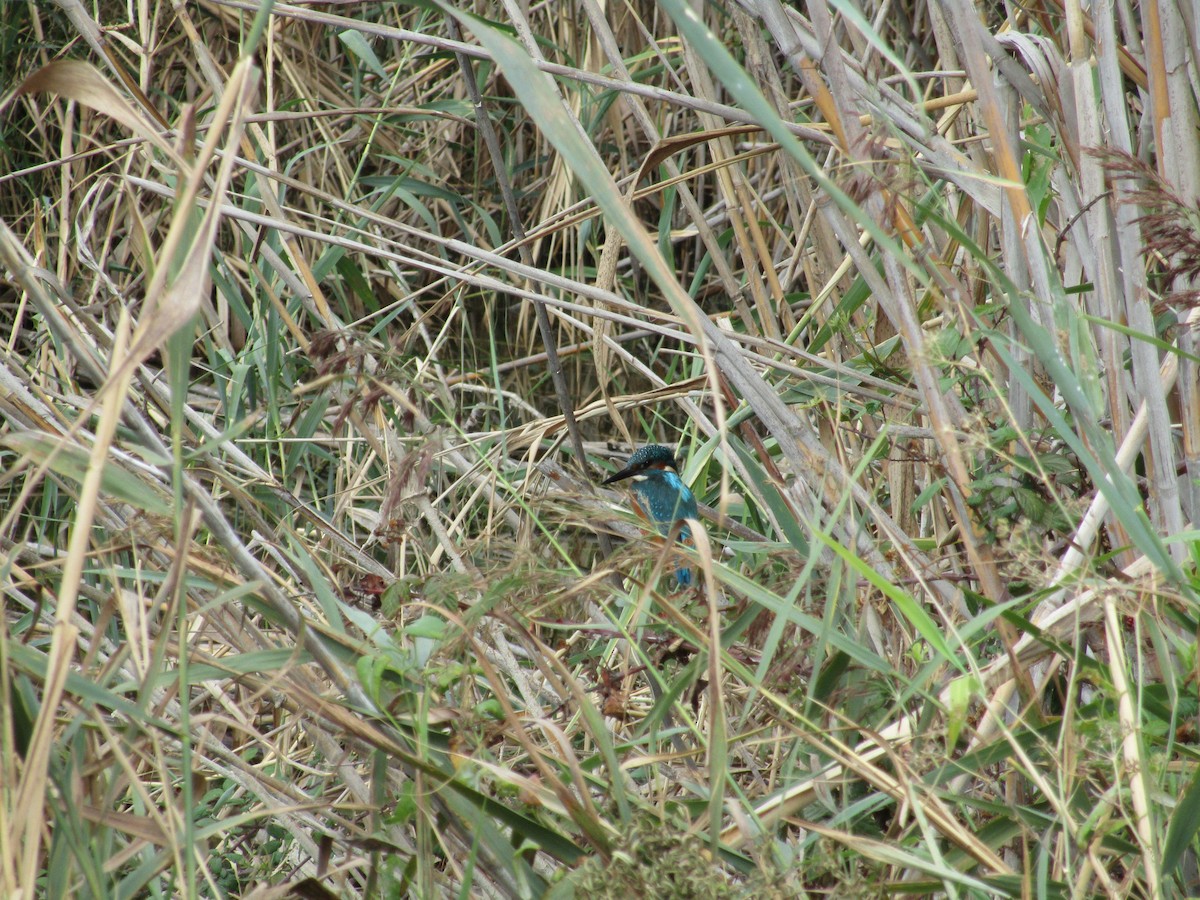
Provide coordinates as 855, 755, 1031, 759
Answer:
602, 445, 698, 586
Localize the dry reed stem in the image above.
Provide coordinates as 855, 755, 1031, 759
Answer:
2, 0, 1197, 893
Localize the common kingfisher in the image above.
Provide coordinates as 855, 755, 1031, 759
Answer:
602, 444, 698, 586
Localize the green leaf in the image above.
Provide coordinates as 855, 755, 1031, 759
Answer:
1163, 764, 1200, 877
3, 431, 172, 517
338, 29, 389, 79
946, 673, 982, 748
404, 615, 447, 640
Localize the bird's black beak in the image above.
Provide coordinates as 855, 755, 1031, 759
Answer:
601, 465, 637, 485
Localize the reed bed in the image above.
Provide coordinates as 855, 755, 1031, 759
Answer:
2, 0, 1199, 896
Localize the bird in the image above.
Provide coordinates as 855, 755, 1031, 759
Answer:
601, 444, 698, 586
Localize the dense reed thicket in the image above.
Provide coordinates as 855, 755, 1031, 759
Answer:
2, 0, 1199, 896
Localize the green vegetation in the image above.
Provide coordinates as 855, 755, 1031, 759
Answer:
2, 0, 1199, 896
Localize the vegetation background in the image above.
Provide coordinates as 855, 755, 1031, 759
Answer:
2, 0, 1199, 896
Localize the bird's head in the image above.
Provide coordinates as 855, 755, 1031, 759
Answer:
601, 444, 681, 485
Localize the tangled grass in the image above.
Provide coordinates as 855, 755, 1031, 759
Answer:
2, 0, 1200, 896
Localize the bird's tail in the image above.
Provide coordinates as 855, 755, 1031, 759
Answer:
673, 522, 694, 587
